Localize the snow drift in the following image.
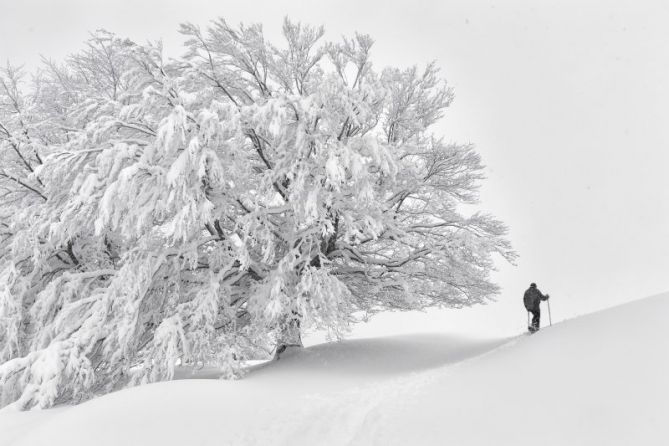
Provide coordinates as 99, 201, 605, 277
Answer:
1, 293, 667, 445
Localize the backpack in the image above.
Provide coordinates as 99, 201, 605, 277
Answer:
523, 288, 536, 310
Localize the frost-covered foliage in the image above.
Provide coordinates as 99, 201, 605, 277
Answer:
0, 21, 515, 409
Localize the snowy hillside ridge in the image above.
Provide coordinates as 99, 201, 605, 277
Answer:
1, 292, 667, 446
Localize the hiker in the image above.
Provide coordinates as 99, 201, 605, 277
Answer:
523, 283, 549, 332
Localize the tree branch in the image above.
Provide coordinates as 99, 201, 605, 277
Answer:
0, 170, 47, 200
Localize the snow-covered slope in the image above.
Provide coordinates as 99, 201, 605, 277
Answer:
1, 293, 667, 446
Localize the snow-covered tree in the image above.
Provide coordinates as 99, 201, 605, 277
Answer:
0, 19, 515, 409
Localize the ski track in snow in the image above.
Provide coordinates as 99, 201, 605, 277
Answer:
220, 333, 510, 446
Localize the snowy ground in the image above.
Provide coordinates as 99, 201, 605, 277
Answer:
1, 293, 667, 445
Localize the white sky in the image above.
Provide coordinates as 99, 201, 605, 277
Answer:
1, 0, 667, 336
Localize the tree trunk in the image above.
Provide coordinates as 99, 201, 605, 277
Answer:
274, 312, 303, 359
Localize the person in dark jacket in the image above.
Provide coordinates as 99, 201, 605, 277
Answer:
523, 283, 549, 332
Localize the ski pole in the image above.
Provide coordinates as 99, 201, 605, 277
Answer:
547, 299, 552, 326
